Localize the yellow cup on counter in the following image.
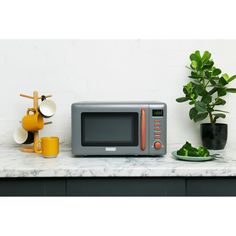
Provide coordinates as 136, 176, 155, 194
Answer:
35, 137, 59, 158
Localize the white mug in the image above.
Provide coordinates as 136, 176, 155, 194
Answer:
38, 99, 56, 118
13, 127, 34, 144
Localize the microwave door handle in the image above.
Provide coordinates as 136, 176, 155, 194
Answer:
141, 108, 146, 151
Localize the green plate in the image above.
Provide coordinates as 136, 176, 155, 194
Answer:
172, 151, 215, 162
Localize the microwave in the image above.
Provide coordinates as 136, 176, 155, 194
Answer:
71, 102, 167, 156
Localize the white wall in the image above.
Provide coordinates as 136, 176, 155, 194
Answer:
1, 40, 236, 149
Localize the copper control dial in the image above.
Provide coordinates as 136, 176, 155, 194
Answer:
154, 141, 162, 150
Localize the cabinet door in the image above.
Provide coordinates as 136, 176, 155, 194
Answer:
0, 178, 66, 196
186, 177, 236, 196
67, 177, 186, 196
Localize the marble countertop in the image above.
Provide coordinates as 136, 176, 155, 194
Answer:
1, 145, 236, 177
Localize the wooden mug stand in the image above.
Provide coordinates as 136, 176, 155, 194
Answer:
20, 91, 52, 153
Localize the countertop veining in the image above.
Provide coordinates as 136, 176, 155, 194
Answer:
0, 144, 236, 177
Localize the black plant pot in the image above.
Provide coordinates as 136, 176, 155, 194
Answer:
200, 123, 228, 150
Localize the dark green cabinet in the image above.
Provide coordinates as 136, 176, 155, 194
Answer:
186, 177, 236, 196
67, 177, 185, 196
1, 177, 236, 196
0, 178, 65, 196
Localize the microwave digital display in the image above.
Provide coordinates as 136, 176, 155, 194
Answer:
152, 109, 163, 117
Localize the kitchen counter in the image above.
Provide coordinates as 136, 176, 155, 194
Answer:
1, 144, 236, 177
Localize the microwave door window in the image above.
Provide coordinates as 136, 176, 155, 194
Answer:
81, 113, 138, 146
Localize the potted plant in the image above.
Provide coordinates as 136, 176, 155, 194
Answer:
176, 50, 236, 150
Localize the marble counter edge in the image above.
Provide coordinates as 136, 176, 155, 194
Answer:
1, 166, 236, 177
1, 145, 236, 177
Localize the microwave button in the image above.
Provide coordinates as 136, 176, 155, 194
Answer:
154, 127, 160, 131
154, 123, 160, 127
154, 141, 162, 150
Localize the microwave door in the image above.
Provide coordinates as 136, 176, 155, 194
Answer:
72, 105, 149, 156
81, 112, 139, 147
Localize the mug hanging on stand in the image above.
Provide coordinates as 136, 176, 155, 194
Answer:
22, 108, 44, 131
38, 96, 56, 118
13, 127, 34, 144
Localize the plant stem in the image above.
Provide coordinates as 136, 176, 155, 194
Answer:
209, 111, 214, 124
209, 87, 217, 95
204, 80, 210, 88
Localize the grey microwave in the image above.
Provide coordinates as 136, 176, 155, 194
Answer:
71, 102, 167, 156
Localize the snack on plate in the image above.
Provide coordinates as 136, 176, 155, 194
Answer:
177, 142, 209, 157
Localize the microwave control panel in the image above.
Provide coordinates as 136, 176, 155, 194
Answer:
149, 104, 167, 156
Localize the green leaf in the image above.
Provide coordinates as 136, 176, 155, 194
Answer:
212, 76, 220, 80
190, 93, 198, 100
195, 101, 207, 113
190, 51, 202, 69
201, 94, 212, 104
195, 50, 201, 58
226, 88, 236, 93
190, 51, 201, 61
215, 98, 226, 105
190, 71, 201, 79
213, 113, 226, 119
205, 70, 212, 78
214, 109, 229, 113
183, 82, 192, 94
183, 82, 197, 99
218, 88, 227, 97
202, 51, 211, 65
189, 107, 198, 120
191, 81, 201, 86
202, 60, 214, 70
193, 112, 208, 122
222, 73, 229, 80
176, 97, 189, 102
208, 84, 223, 88
228, 75, 236, 83
212, 68, 221, 76
209, 79, 217, 85
190, 53, 199, 63
219, 77, 228, 86
191, 60, 197, 69
189, 76, 201, 79
193, 85, 206, 96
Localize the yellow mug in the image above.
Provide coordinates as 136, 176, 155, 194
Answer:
22, 108, 44, 132
35, 137, 59, 158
